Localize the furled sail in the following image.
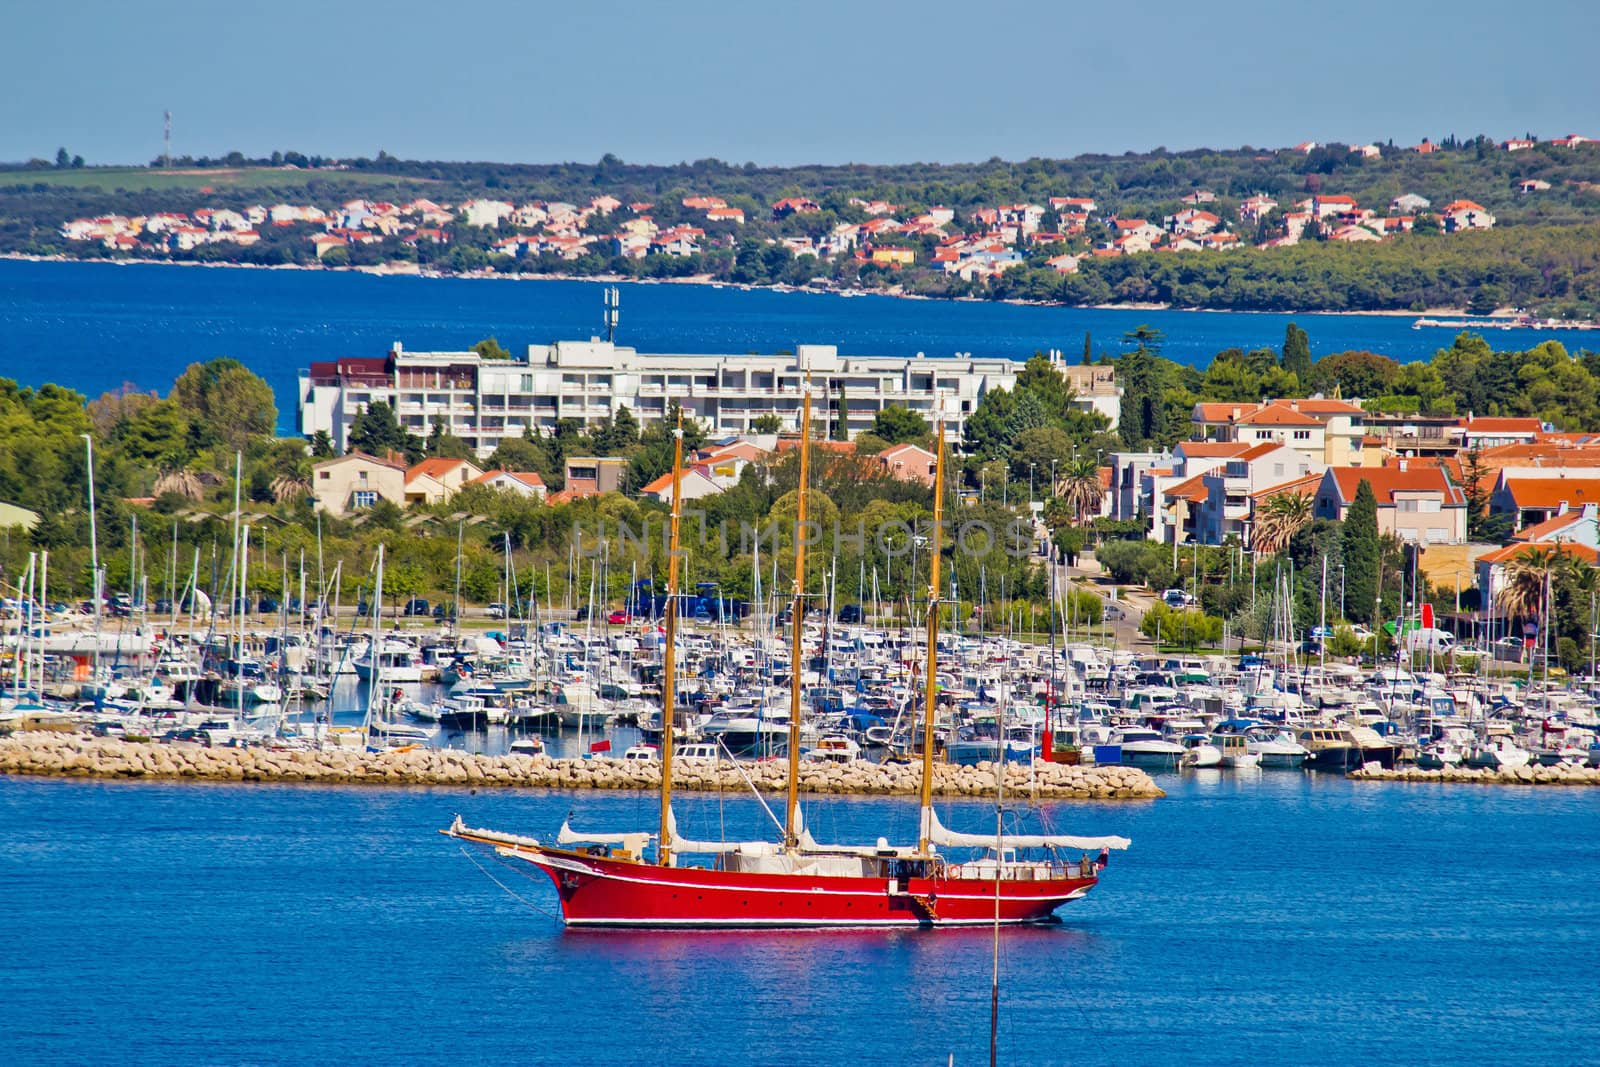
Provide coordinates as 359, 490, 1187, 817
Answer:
921, 806, 1131, 852
556, 820, 650, 856
665, 807, 781, 856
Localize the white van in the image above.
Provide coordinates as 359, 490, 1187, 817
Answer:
1403, 627, 1455, 653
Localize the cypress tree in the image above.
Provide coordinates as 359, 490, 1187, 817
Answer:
1342, 479, 1379, 623
1281, 322, 1312, 379
833, 385, 849, 441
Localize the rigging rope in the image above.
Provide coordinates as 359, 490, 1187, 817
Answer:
458, 845, 560, 923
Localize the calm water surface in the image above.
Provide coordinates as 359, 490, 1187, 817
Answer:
2, 771, 1594, 1066
0, 259, 1586, 430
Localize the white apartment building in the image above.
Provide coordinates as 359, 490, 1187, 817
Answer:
300, 340, 1120, 459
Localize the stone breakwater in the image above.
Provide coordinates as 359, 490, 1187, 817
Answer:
1350, 763, 1600, 786
0, 733, 1164, 799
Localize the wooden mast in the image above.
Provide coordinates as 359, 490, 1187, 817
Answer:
784, 385, 812, 851
917, 413, 946, 855
658, 413, 685, 867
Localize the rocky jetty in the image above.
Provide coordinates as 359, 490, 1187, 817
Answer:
0, 732, 1164, 799
1350, 762, 1600, 786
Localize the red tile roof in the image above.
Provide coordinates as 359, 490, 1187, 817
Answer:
1501, 477, 1600, 510
1324, 466, 1464, 506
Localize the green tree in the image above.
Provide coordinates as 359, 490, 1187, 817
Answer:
473, 337, 512, 360
425, 421, 474, 459
751, 413, 783, 434
872, 404, 929, 444
171, 358, 277, 452
309, 430, 335, 458
832, 385, 850, 441
346, 401, 409, 458
1342, 479, 1380, 623
1281, 322, 1312, 378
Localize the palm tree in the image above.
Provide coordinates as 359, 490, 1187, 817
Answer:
270, 472, 311, 503
1498, 546, 1558, 662
152, 465, 203, 501
1251, 492, 1313, 555
1059, 455, 1104, 527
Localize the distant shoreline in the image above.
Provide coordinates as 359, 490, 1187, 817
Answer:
0, 252, 1486, 321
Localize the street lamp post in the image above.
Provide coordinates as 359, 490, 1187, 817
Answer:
1339, 564, 1346, 621
1029, 463, 1036, 505
1050, 458, 1057, 501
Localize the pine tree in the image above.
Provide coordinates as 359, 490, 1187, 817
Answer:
1342, 479, 1380, 623
1281, 322, 1312, 378
833, 384, 849, 441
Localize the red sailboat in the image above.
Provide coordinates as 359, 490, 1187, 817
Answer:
445, 397, 1129, 928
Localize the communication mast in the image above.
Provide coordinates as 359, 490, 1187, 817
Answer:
603, 286, 620, 343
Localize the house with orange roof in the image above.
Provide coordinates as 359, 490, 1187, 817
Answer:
876, 443, 937, 487
1238, 195, 1279, 223
1311, 464, 1467, 544
705, 206, 746, 224
404, 457, 485, 507
1547, 134, 1594, 149
1198, 442, 1321, 544
472, 470, 547, 500
1463, 417, 1541, 449
1192, 398, 1366, 466
1490, 473, 1600, 531
772, 197, 820, 218
639, 466, 723, 505
1441, 199, 1495, 231
681, 196, 726, 211
1161, 473, 1211, 544
1109, 449, 1172, 522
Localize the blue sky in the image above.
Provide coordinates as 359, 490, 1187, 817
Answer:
6, 0, 1598, 166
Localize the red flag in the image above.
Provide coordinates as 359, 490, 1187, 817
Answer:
589, 739, 612, 753
1421, 603, 1434, 629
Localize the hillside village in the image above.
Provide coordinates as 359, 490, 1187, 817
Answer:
55, 131, 1597, 281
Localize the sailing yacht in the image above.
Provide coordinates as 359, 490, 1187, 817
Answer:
445, 403, 1129, 927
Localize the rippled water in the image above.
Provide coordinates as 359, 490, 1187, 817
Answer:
2, 771, 1593, 1066
1, 259, 1580, 431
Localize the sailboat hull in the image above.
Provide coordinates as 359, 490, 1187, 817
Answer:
495, 844, 1099, 928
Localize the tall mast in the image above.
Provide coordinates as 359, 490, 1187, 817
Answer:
784, 386, 813, 851
918, 414, 947, 854
658, 413, 685, 867
82, 434, 101, 682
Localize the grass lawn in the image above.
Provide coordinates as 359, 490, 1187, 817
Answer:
0, 166, 428, 193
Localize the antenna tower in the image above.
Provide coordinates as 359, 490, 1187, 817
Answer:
604, 286, 620, 343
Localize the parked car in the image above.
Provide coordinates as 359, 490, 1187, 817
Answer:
355, 600, 370, 618
1162, 588, 1194, 608
574, 604, 591, 621
403, 598, 430, 617
1103, 603, 1127, 621
837, 604, 862, 624
485, 603, 507, 619
153, 598, 173, 616
433, 603, 454, 621
257, 596, 279, 614
607, 610, 631, 625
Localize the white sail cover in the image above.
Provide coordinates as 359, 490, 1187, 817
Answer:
666, 807, 780, 856
556, 819, 650, 856
921, 806, 1130, 852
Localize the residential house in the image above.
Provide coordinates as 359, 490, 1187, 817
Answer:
1501, 138, 1536, 152
312, 453, 407, 516
472, 470, 547, 500
1391, 193, 1431, 214
404, 458, 485, 506
876, 443, 937, 487
1181, 190, 1218, 204
1489, 474, 1600, 531
564, 456, 629, 498
1475, 504, 1600, 606
461, 199, 515, 228
772, 197, 820, 217
1192, 398, 1366, 466
1548, 134, 1594, 148
1311, 464, 1468, 544
1108, 450, 1170, 522
1441, 200, 1495, 231
1519, 179, 1552, 193
1198, 442, 1321, 544
639, 466, 723, 504
1238, 195, 1279, 223
1150, 441, 1254, 543
1463, 417, 1541, 449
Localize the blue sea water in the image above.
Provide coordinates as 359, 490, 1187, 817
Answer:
0, 259, 1587, 433
2, 771, 1595, 1066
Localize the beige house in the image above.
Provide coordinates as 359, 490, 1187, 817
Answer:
312, 453, 406, 516
404, 458, 485, 506
877, 443, 937, 487
1311, 464, 1467, 545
